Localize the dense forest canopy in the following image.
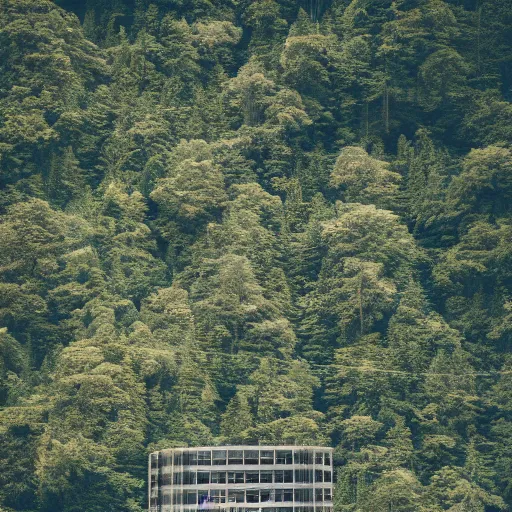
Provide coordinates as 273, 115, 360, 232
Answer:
0, 0, 511, 510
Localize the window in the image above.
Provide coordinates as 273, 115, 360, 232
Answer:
246, 490, 259, 503
162, 494, 171, 505
161, 473, 172, 485
315, 453, 323, 465
294, 450, 311, 464
160, 453, 171, 467
260, 450, 274, 464
228, 450, 243, 465
246, 471, 259, 484
283, 490, 293, 502
324, 453, 331, 466
228, 472, 244, 484
197, 492, 210, 505
151, 455, 158, 469
324, 471, 332, 482
260, 471, 273, 483
211, 490, 226, 504
275, 470, 293, 483
184, 491, 196, 505
213, 450, 227, 465
173, 472, 182, 485
173, 453, 182, 465
315, 470, 323, 483
197, 471, 210, 484
294, 489, 312, 503
295, 470, 313, 483
244, 450, 259, 464
315, 489, 323, 502
183, 471, 196, 485
183, 451, 197, 465
211, 472, 226, 484
230, 491, 245, 503
198, 451, 211, 466
276, 450, 293, 464
172, 490, 182, 505
324, 489, 332, 501
260, 490, 271, 502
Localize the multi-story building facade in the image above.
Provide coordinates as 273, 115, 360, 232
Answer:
149, 446, 334, 512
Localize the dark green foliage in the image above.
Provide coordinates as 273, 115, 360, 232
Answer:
1, 0, 512, 510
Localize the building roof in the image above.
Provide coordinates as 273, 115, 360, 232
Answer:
151, 445, 333, 455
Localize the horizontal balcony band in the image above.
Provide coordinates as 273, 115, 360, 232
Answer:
157, 484, 333, 490
153, 465, 332, 472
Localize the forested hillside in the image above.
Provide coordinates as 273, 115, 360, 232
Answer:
0, 0, 511, 510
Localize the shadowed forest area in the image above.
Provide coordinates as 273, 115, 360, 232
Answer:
1, 0, 512, 510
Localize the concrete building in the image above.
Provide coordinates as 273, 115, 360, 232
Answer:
149, 446, 334, 512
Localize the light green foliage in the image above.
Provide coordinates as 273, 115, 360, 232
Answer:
330, 146, 401, 208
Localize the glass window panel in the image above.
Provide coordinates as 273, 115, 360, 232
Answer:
315, 470, 323, 482
246, 490, 259, 503
213, 450, 227, 465
324, 453, 331, 466
260, 471, 272, 483
298, 469, 313, 483
230, 491, 245, 503
197, 471, 210, 484
324, 471, 332, 482
211, 471, 226, 484
260, 490, 271, 502
315, 453, 323, 465
275, 490, 284, 502
295, 489, 313, 503
295, 451, 312, 464
228, 450, 243, 465
173, 453, 182, 465
198, 492, 210, 505
183, 471, 196, 485
283, 490, 293, 502
184, 491, 197, 505
161, 473, 172, 485
276, 450, 293, 464
211, 490, 226, 504
274, 470, 284, 483
161, 453, 172, 467
324, 489, 332, 501
260, 450, 274, 464
183, 451, 198, 465
284, 470, 293, 483
244, 450, 259, 464
198, 451, 211, 465
315, 489, 323, 502
172, 489, 182, 505
151, 454, 158, 469
246, 471, 259, 483
228, 472, 244, 484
